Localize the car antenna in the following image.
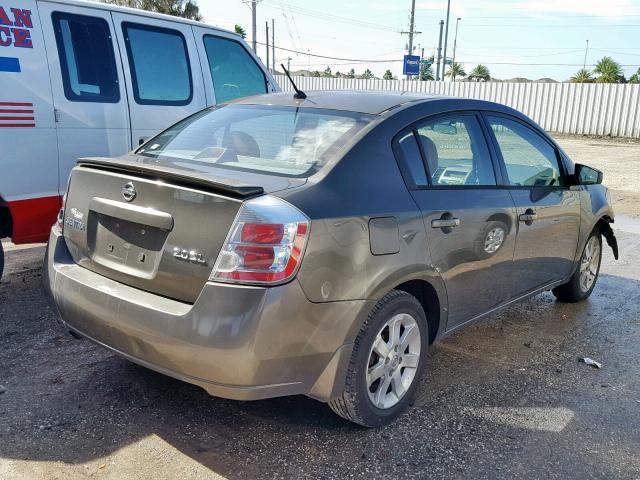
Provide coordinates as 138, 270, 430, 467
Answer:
281, 63, 307, 100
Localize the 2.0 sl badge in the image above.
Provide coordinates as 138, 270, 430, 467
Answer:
173, 247, 208, 265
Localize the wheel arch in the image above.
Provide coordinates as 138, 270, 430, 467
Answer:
394, 279, 443, 344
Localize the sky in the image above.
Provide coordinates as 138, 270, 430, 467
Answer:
200, 0, 640, 81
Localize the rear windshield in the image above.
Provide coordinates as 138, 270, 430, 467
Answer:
136, 105, 372, 177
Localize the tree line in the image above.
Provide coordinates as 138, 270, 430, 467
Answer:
571, 57, 640, 84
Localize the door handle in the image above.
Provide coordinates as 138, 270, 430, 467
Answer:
431, 218, 460, 229
519, 209, 538, 224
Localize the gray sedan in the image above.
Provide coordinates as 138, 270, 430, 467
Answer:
45, 91, 617, 427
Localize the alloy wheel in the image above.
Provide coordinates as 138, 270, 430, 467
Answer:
366, 313, 421, 410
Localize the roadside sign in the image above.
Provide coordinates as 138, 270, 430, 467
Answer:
403, 55, 420, 75
444, 57, 453, 65
421, 59, 433, 66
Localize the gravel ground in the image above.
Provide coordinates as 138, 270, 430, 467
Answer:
1, 135, 640, 479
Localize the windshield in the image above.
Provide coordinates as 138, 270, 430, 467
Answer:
136, 105, 373, 178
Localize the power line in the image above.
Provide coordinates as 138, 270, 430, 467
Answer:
260, 0, 399, 32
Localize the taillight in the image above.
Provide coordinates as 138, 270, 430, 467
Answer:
56, 194, 66, 232
210, 195, 310, 285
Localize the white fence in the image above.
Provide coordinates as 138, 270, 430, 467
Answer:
280, 76, 640, 138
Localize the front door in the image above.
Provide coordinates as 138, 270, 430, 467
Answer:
484, 114, 580, 296
39, 3, 130, 191
395, 113, 518, 329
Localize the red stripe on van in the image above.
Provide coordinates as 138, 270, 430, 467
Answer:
0, 102, 33, 107
0, 116, 35, 121
0, 109, 34, 114
0, 124, 36, 128
6, 196, 62, 244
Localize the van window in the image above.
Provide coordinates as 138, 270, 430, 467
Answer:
123, 23, 192, 105
52, 12, 120, 103
203, 35, 267, 104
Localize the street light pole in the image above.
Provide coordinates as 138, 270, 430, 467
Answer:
251, 0, 257, 52
436, 20, 444, 81
441, 0, 451, 79
583, 39, 589, 70
451, 17, 461, 82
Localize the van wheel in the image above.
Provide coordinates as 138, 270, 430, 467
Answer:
0, 240, 4, 281
328, 290, 428, 427
553, 229, 602, 303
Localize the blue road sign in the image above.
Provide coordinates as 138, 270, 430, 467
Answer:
403, 55, 420, 76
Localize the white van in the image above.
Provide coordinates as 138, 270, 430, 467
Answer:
0, 0, 278, 275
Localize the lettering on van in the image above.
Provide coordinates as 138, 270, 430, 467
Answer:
0, 7, 33, 49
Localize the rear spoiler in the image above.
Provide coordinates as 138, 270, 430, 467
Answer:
77, 157, 265, 199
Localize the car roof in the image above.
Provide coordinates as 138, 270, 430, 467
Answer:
229, 90, 453, 115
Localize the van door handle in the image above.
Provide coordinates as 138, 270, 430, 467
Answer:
431, 218, 460, 229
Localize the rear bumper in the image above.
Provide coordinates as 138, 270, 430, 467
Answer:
46, 227, 370, 401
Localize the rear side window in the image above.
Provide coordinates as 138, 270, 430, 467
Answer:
396, 131, 428, 187
123, 23, 192, 105
487, 115, 563, 187
203, 35, 267, 104
416, 115, 497, 186
52, 12, 120, 103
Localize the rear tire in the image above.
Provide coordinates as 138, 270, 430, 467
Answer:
328, 290, 428, 427
0, 240, 4, 281
552, 229, 602, 303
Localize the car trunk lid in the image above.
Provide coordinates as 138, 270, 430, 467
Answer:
62, 158, 305, 303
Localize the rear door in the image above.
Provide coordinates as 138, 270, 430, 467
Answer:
395, 112, 518, 329
38, 2, 130, 190
112, 13, 206, 147
483, 114, 580, 295
192, 26, 271, 105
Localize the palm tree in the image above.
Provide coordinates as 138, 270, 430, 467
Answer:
445, 62, 466, 82
421, 67, 434, 81
570, 68, 593, 83
383, 69, 394, 80
628, 67, 640, 84
361, 69, 374, 79
347, 68, 355, 79
234, 24, 246, 39
468, 64, 490, 82
105, 0, 203, 20
593, 57, 624, 83
323, 66, 332, 77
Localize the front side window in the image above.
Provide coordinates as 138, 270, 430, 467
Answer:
488, 116, 563, 187
203, 35, 267, 104
416, 115, 497, 186
123, 23, 192, 105
137, 105, 372, 178
52, 12, 120, 103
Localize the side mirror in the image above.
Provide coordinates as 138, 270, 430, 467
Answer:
574, 163, 603, 185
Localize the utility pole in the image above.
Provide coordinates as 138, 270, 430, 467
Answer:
451, 17, 461, 82
436, 20, 444, 81
408, 0, 416, 57
251, 1, 257, 52
401, 0, 421, 80
583, 39, 589, 70
441, 0, 451, 79
287, 56, 291, 72
420, 46, 425, 80
265, 21, 269, 71
271, 18, 275, 73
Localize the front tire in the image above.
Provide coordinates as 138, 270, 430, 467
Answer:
328, 290, 428, 427
552, 229, 602, 302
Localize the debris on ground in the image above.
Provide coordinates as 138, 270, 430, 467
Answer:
580, 357, 602, 369
0, 385, 5, 394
